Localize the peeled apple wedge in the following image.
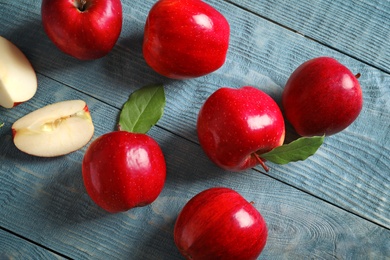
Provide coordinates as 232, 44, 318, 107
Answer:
0, 36, 37, 108
12, 100, 94, 157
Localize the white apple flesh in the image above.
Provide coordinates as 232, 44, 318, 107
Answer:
0, 36, 37, 108
12, 100, 94, 157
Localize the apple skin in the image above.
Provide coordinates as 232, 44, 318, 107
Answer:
41, 0, 122, 60
82, 131, 166, 213
143, 0, 230, 79
282, 57, 363, 136
197, 86, 285, 171
174, 187, 268, 260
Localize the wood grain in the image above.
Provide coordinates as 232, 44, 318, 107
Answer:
0, 0, 389, 259
1, 74, 389, 259
0, 229, 65, 259
227, 0, 390, 74
2, 0, 386, 228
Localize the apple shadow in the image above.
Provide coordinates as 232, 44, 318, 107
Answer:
2, 17, 90, 76
283, 120, 302, 144
154, 128, 229, 186
108, 33, 179, 89
3, 15, 171, 93
0, 128, 15, 154
128, 217, 182, 260
36, 161, 112, 226
3, 18, 45, 61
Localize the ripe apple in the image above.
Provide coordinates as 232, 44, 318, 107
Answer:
143, 0, 230, 79
0, 36, 37, 108
41, 0, 123, 60
12, 100, 94, 157
174, 187, 268, 260
282, 57, 363, 136
197, 86, 285, 171
82, 131, 166, 213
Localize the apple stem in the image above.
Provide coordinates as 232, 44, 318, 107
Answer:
355, 73, 361, 79
76, 0, 88, 12
253, 153, 270, 172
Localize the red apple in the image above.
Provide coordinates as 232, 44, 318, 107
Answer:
197, 86, 285, 171
143, 0, 230, 79
282, 57, 363, 136
174, 187, 268, 260
41, 0, 122, 60
82, 131, 166, 213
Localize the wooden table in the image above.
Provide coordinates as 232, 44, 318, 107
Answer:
1, 0, 389, 259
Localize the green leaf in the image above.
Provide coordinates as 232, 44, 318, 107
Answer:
260, 135, 325, 165
118, 84, 165, 134
0, 122, 3, 128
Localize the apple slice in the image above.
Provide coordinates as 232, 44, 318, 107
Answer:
12, 100, 94, 157
0, 36, 37, 108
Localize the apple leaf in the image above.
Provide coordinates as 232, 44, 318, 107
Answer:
260, 135, 325, 165
119, 84, 165, 134
0, 122, 3, 128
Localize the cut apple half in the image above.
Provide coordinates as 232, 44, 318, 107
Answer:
0, 36, 37, 108
12, 100, 95, 157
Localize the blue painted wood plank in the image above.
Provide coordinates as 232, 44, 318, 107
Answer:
0, 229, 65, 259
227, 0, 390, 74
